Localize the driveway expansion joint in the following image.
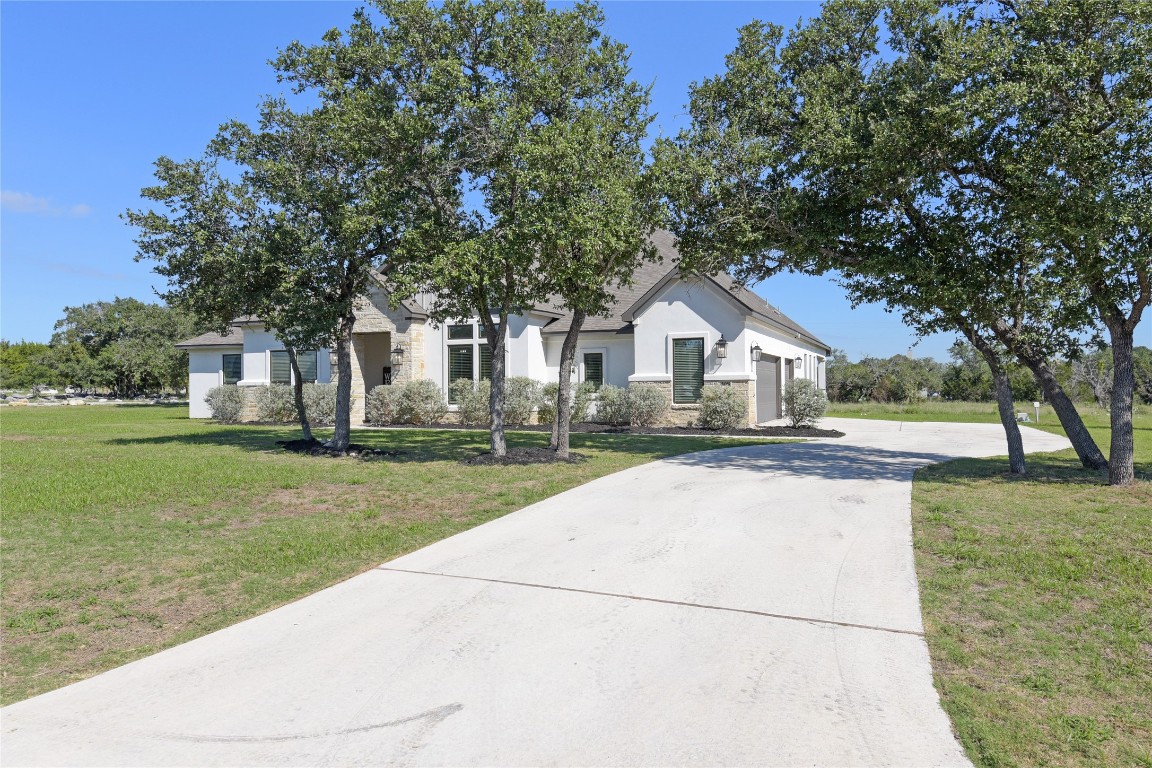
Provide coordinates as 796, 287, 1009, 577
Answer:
376, 566, 925, 638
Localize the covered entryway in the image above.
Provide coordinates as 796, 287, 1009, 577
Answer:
355, 331, 393, 392
755, 355, 781, 422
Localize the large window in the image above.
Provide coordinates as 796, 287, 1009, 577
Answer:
270, 350, 291, 385
672, 338, 705, 404
447, 345, 473, 403
583, 352, 603, 389
222, 354, 241, 385
296, 351, 317, 383
270, 350, 317, 385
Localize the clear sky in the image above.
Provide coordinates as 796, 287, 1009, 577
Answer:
5, 1, 1131, 361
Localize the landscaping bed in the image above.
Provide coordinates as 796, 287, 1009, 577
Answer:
373, 421, 845, 439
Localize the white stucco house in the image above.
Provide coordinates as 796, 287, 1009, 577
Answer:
177, 230, 830, 426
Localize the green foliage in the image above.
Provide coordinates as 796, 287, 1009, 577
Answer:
365, 385, 400, 426
698, 384, 745, 430
451, 379, 491, 427
395, 380, 448, 425
255, 384, 296, 423
627, 384, 670, 427
203, 385, 244, 423
572, 382, 596, 423
34, 299, 197, 395
503, 377, 542, 426
366, 380, 449, 426
595, 384, 629, 426
783, 378, 827, 428
301, 383, 338, 425
0, 341, 57, 390
540, 380, 597, 426
538, 382, 561, 426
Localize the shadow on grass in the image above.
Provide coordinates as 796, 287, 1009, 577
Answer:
916, 453, 1152, 486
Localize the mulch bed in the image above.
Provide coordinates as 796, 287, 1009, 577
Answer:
460, 446, 588, 466
378, 422, 845, 439
276, 439, 405, 459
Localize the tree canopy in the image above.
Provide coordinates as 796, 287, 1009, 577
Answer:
656, 0, 1150, 484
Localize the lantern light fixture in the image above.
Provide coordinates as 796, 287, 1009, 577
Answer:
714, 334, 728, 359
328, 350, 338, 367
391, 344, 405, 367
750, 343, 762, 363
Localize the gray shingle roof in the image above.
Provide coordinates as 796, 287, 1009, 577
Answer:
175, 329, 242, 349
541, 230, 830, 352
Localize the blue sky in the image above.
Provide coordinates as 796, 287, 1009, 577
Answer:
0, 1, 1080, 361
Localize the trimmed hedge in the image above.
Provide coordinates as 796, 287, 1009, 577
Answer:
698, 384, 745, 430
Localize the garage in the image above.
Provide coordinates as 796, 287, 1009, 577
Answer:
755, 355, 781, 422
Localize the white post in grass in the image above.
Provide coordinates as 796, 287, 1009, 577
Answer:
1033, 401, 1041, 424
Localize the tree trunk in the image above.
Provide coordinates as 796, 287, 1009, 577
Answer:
965, 328, 1025, 474
286, 348, 314, 443
483, 315, 508, 457
1105, 319, 1136, 486
329, 316, 355, 452
992, 321, 1108, 471
553, 309, 586, 459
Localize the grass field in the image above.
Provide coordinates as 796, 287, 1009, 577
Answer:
0, 405, 765, 705
831, 400, 1152, 766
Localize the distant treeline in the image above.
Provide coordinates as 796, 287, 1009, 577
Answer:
0, 298, 197, 396
827, 342, 1152, 406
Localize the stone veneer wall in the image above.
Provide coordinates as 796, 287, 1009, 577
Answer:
238, 384, 262, 422
345, 287, 427, 425
632, 379, 755, 428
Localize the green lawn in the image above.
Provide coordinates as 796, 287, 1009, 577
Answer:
834, 401, 1152, 766
0, 405, 765, 705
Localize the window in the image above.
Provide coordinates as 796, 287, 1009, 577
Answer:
222, 354, 241, 385
448, 324, 473, 340
270, 350, 291, 385
447, 345, 473, 403
296, 351, 317, 383
479, 345, 492, 381
672, 338, 705, 404
270, 350, 317, 385
583, 352, 603, 389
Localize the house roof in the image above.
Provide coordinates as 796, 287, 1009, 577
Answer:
175, 329, 242, 349
541, 230, 830, 352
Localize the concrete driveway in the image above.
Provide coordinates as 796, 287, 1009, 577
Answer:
1, 419, 1070, 767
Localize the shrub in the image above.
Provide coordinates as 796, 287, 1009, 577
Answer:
365, 385, 401, 425
538, 382, 560, 425
784, 378, 828, 428
302, 383, 337, 425
538, 380, 597, 426
698, 384, 746, 430
396, 379, 448, 425
596, 384, 629, 425
255, 384, 296, 423
204, 385, 244, 423
627, 384, 669, 427
452, 378, 491, 426
504, 377, 542, 425
572, 382, 597, 423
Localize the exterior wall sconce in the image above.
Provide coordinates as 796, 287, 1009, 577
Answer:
328, 350, 339, 367
794, 355, 803, 366
391, 344, 405, 367
714, 334, 728, 359
750, 343, 762, 363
